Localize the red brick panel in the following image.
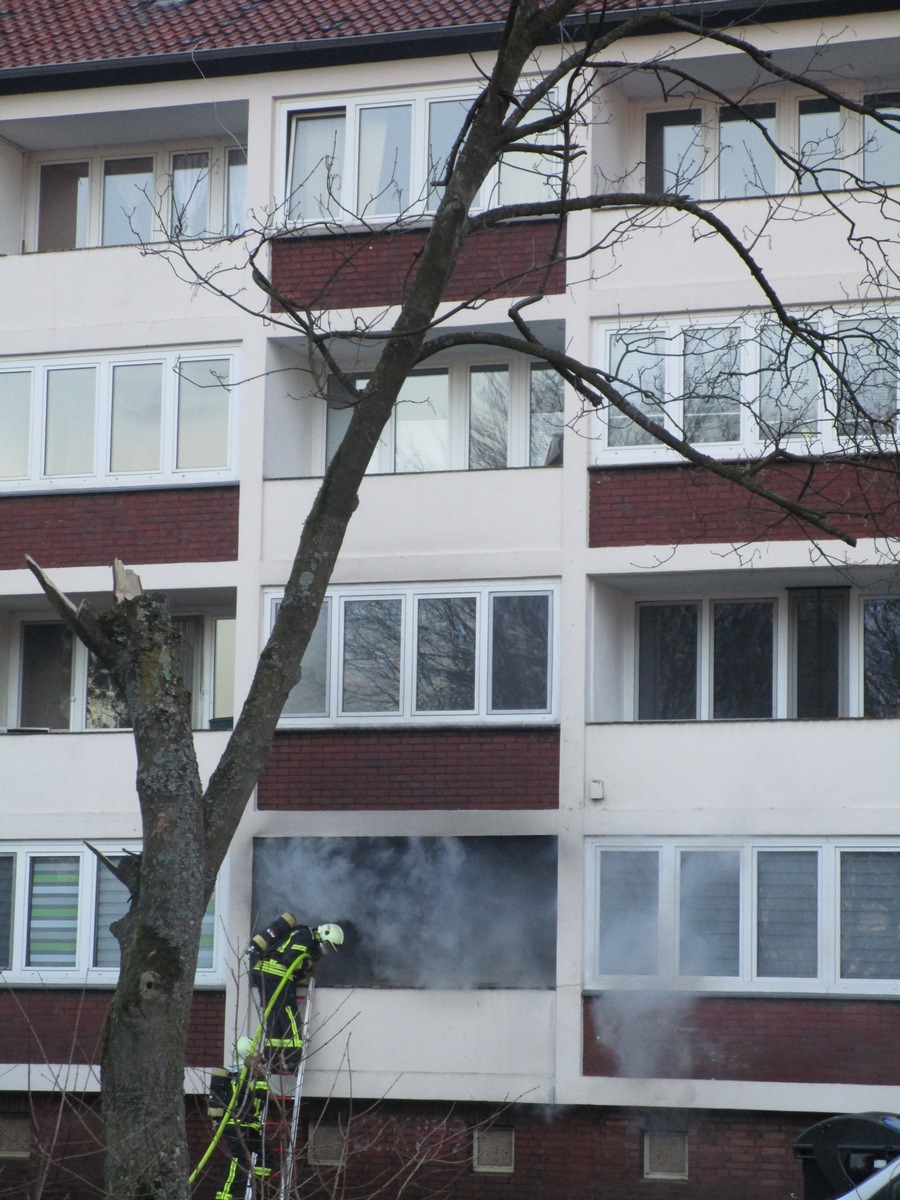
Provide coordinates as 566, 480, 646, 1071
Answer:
0, 989, 225, 1066
270, 221, 566, 311
257, 727, 560, 810
296, 1098, 814, 1200
584, 993, 900, 1084
0, 486, 239, 571
589, 462, 900, 548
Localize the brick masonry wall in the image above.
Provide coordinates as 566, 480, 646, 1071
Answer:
257, 727, 561, 810
0, 486, 239, 570
0, 989, 225, 1066
270, 221, 566, 310
292, 1098, 817, 1200
0, 1095, 213, 1200
584, 993, 900, 1085
589, 461, 900, 547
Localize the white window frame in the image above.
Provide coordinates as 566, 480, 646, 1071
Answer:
28, 139, 247, 252
634, 87, 868, 202
0, 346, 239, 493
591, 307, 899, 464
615, 586, 895, 723
586, 837, 900, 997
7, 609, 231, 732
279, 83, 561, 228
323, 357, 564, 474
0, 841, 224, 986
268, 580, 559, 727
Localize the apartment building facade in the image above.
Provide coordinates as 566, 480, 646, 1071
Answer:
1, 0, 899, 1196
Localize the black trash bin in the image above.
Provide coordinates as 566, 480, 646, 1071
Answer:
794, 1113, 900, 1200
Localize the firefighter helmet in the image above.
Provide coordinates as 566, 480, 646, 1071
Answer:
316, 923, 344, 949
235, 1036, 255, 1062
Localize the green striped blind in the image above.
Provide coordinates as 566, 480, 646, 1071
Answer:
0, 856, 13, 969
94, 860, 215, 970
27, 857, 79, 967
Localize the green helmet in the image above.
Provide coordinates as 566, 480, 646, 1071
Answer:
316, 923, 344, 949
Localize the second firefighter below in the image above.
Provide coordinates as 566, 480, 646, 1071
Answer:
249, 913, 344, 1072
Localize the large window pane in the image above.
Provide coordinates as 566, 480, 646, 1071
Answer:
342, 598, 402, 712
638, 604, 698, 720
682, 326, 741, 443
469, 366, 509, 469
176, 358, 230, 469
798, 99, 843, 192
863, 93, 900, 187
288, 111, 345, 221
110, 362, 163, 472
0, 371, 31, 479
758, 323, 819, 438
94, 857, 128, 967
38, 162, 89, 252
394, 371, 450, 472
837, 317, 898, 440
44, 366, 96, 476
864, 598, 900, 718
496, 100, 559, 207
490, 593, 550, 712
283, 600, 330, 717
607, 331, 666, 447
171, 151, 210, 238
20, 622, 72, 729
102, 157, 153, 245
791, 590, 846, 718
529, 365, 564, 466
357, 105, 412, 217
679, 850, 740, 976
757, 850, 818, 978
645, 110, 703, 195
427, 98, 478, 210
85, 652, 130, 730
841, 852, 900, 979
598, 850, 659, 975
0, 856, 13, 970
718, 104, 777, 198
27, 857, 79, 967
416, 596, 477, 712
713, 601, 774, 719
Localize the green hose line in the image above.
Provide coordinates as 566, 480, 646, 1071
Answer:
189, 957, 309, 1186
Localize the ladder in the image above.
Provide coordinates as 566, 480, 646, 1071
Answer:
277, 978, 314, 1200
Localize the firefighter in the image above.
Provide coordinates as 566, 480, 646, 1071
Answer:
248, 914, 344, 1072
208, 1037, 273, 1200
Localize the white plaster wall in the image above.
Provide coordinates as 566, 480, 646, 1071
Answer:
301, 990, 557, 1103
261, 470, 564, 580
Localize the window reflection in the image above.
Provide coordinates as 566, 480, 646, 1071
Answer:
416, 596, 477, 711
341, 598, 403, 712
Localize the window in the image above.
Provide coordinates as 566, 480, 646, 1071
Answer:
0, 842, 221, 984
587, 838, 900, 994
271, 582, 557, 725
284, 88, 560, 225
473, 1128, 515, 1174
631, 589, 889, 722
863, 93, 900, 187
595, 309, 899, 457
0, 348, 236, 492
798, 99, 844, 191
34, 140, 245, 251
325, 359, 563, 474
10, 610, 233, 731
644, 1132, 688, 1180
645, 110, 703, 195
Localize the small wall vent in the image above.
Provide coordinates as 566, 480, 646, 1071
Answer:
473, 1127, 515, 1174
307, 1121, 347, 1167
643, 1131, 688, 1179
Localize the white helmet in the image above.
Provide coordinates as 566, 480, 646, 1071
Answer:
316, 923, 344, 949
235, 1036, 255, 1062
